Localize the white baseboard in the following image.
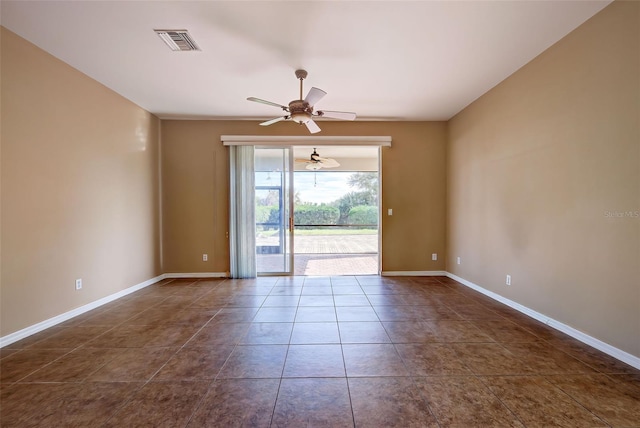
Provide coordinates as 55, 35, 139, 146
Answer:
381, 270, 447, 276
446, 272, 640, 370
164, 272, 229, 278
0, 274, 165, 348
0, 272, 231, 348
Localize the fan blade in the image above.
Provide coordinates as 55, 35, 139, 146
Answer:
295, 158, 313, 163
316, 110, 356, 121
260, 116, 288, 126
320, 158, 340, 168
304, 87, 327, 106
247, 97, 289, 110
305, 119, 321, 134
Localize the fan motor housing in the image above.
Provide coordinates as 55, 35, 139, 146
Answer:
289, 100, 313, 123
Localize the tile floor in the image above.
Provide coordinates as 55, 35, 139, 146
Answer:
1, 276, 639, 427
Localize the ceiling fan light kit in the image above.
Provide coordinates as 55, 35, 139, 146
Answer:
247, 69, 356, 134
289, 100, 313, 124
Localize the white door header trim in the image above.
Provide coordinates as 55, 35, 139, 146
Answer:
221, 135, 392, 146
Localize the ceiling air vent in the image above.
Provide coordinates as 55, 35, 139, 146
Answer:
154, 29, 200, 51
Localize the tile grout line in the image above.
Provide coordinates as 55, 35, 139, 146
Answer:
337, 276, 358, 428
539, 375, 614, 427
268, 276, 304, 427
103, 278, 227, 427
183, 277, 268, 428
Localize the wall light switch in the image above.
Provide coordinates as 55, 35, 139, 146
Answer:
388, 209, 393, 216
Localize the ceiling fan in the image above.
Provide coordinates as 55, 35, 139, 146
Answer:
295, 148, 340, 170
247, 69, 356, 134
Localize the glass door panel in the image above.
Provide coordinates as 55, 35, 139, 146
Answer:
255, 147, 293, 274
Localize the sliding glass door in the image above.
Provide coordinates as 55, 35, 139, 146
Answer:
255, 148, 293, 274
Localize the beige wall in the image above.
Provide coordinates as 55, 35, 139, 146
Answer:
1, 28, 162, 336
161, 121, 447, 274
447, 1, 639, 357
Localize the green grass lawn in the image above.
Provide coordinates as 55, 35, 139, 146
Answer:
294, 228, 377, 236
258, 228, 377, 237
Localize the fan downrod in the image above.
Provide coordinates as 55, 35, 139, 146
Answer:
295, 69, 307, 100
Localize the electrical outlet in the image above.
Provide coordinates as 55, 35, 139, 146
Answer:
456, 257, 461, 265
75, 279, 82, 290
506, 275, 511, 286
388, 208, 393, 216
202, 254, 208, 262
432, 253, 437, 261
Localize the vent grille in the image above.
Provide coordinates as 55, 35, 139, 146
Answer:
154, 29, 200, 51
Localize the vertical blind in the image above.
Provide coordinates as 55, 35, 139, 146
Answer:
229, 145, 256, 278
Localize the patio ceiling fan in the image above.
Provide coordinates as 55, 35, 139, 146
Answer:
247, 69, 357, 134
295, 148, 340, 170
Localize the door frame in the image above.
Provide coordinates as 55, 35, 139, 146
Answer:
255, 146, 295, 276
230, 136, 391, 277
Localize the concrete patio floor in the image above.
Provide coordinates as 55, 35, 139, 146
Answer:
294, 234, 377, 254
257, 234, 379, 275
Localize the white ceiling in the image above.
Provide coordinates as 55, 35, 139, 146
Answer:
1, 0, 611, 121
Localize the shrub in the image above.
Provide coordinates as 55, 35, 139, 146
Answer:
255, 205, 276, 223
294, 204, 339, 225
348, 205, 378, 225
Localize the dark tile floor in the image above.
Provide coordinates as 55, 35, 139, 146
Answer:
1, 276, 639, 427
